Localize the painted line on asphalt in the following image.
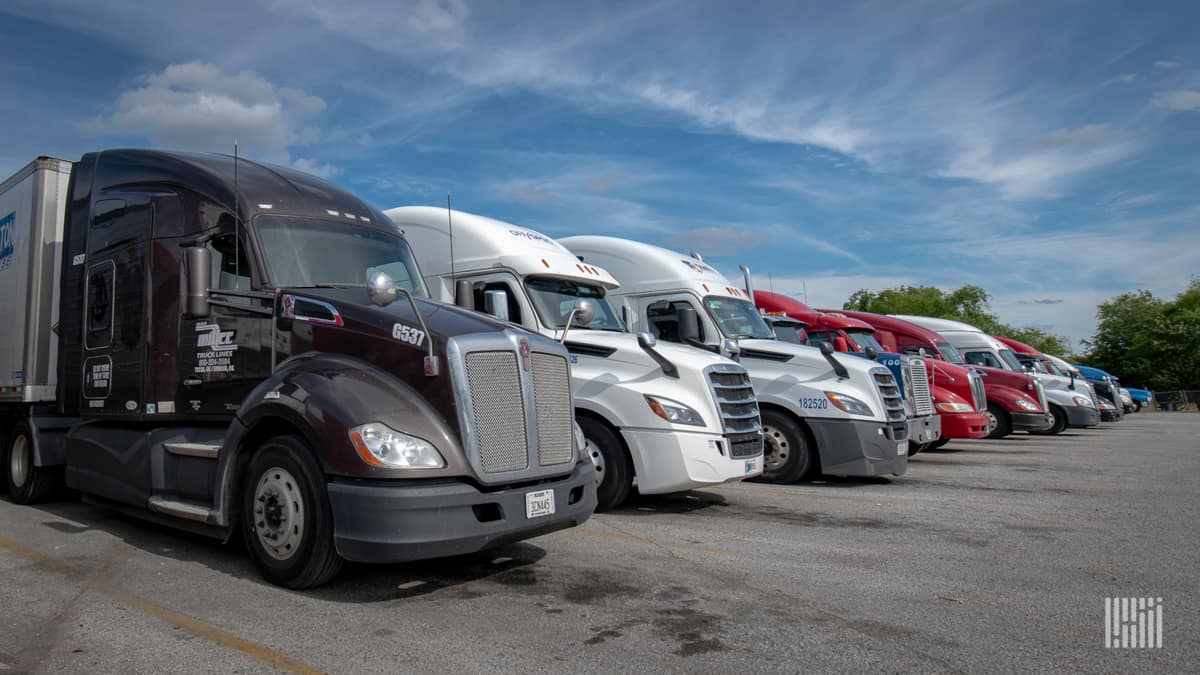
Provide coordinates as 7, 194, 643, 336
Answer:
569, 526, 739, 558
0, 535, 322, 675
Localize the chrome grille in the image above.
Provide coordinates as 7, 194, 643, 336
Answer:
1035, 381, 1048, 412
969, 370, 987, 411
907, 358, 934, 416
464, 351, 529, 473
705, 365, 763, 456
872, 368, 909, 441
531, 353, 573, 466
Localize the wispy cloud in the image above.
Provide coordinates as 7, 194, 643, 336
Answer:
1151, 89, 1200, 112
1153, 58, 1182, 69
1102, 73, 1138, 86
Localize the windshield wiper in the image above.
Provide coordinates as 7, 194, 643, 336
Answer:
288, 283, 365, 289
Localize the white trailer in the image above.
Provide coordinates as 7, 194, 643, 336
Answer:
0, 157, 72, 402
388, 207, 763, 510
559, 236, 909, 481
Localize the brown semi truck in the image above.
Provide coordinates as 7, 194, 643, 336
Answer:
0, 150, 595, 588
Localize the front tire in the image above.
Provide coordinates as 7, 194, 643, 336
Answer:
1132, 401, 1142, 413
1031, 405, 1067, 435
758, 409, 817, 483
908, 441, 930, 457
241, 435, 342, 589
5, 421, 57, 504
985, 403, 1011, 439
577, 417, 632, 511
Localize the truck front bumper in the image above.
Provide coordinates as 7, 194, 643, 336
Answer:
807, 418, 908, 477
908, 413, 941, 445
1066, 405, 1101, 427
327, 461, 597, 564
1011, 411, 1055, 433
1099, 408, 1121, 422
621, 428, 762, 494
939, 411, 991, 439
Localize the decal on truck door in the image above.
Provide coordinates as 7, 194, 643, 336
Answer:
194, 322, 239, 375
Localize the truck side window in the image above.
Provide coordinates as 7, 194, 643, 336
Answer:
208, 234, 252, 291
646, 301, 705, 342
472, 282, 523, 324
964, 351, 1001, 368
806, 331, 833, 348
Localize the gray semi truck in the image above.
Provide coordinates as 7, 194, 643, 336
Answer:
0, 151, 596, 588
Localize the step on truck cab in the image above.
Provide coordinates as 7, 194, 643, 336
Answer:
387, 208, 763, 511
750, 290, 942, 453
891, 316, 1075, 435
0, 151, 596, 589
993, 335, 1103, 428
559, 236, 909, 482
835, 310, 1051, 440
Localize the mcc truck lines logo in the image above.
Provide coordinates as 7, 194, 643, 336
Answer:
0, 211, 15, 271
194, 321, 238, 375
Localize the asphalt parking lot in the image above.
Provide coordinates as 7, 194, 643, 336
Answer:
1, 414, 1196, 673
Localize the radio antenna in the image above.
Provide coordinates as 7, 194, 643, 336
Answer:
233, 140, 241, 290
446, 192, 456, 285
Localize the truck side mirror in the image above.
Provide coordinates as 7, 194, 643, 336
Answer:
182, 246, 211, 318
368, 271, 398, 307
676, 306, 701, 343
833, 335, 849, 352
484, 289, 510, 322
572, 299, 596, 327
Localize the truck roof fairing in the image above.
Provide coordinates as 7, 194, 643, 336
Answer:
387, 207, 619, 289
557, 235, 749, 300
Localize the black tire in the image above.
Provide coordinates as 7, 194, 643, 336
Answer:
1031, 405, 1068, 435
930, 438, 951, 450
908, 441, 930, 457
5, 421, 58, 504
241, 435, 342, 589
985, 403, 1011, 439
577, 416, 632, 511
758, 409, 817, 483
1132, 401, 1142, 413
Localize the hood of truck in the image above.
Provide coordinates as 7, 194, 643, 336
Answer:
562, 330, 738, 372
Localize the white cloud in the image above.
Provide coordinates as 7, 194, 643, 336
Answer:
1153, 59, 1181, 69
93, 61, 329, 169
1102, 73, 1137, 85
289, 157, 341, 178
1151, 89, 1200, 112
742, 274, 918, 310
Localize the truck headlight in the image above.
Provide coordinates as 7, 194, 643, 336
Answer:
1015, 399, 1040, 412
935, 401, 974, 413
824, 391, 874, 416
644, 395, 706, 426
1072, 395, 1092, 407
349, 422, 445, 468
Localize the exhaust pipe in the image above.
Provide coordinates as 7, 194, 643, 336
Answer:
455, 279, 474, 310
739, 264, 755, 304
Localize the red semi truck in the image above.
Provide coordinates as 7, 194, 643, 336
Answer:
753, 292, 990, 447
831, 310, 1052, 439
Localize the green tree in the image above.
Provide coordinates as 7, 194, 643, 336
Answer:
843, 284, 1071, 355
1081, 280, 1200, 390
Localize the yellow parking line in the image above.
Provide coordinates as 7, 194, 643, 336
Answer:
0, 535, 322, 675
569, 526, 739, 557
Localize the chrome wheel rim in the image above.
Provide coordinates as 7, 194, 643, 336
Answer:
583, 435, 605, 487
253, 467, 305, 561
986, 410, 999, 431
762, 425, 789, 472
10, 434, 29, 489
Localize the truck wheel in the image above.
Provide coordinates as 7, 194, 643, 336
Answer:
908, 442, 930, 457
759, 410, 816, 483
241, 436, 342, 589
1132, 401, 1142, 413
1031, 405, 1067, 435
930, 438, 950, 450
985, 404, 1011, 439
577, 417, 632, 511
5, 421, 57, 504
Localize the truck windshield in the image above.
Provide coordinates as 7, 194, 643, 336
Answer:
525, 277, 624, 331
998, 349, 1024, 371
936, 341, 965, 364
1043, 360, 1066, 376
704, 296, 776, 340
845, 329, 884, 352
256, 216, 426, 296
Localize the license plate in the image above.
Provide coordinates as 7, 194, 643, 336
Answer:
897, 442, 906, 456
745, 459, 758, 474
525, 488, 555, 519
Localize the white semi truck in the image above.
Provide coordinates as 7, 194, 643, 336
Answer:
388, 207, 763, 510
892, 316, 1099, 433
559, 236, 910, 482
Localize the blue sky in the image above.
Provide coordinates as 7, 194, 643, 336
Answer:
3, 0, 1198, 348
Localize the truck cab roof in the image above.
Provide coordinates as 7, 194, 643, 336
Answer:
556, 235, 750, 301
387, 207, 620, 290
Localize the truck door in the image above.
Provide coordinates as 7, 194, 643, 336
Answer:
80, 195, 150, 417
642, 296, 712, 345
175, 222, 272, 417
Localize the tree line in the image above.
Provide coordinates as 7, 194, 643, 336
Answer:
841, 281, 1200, 391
